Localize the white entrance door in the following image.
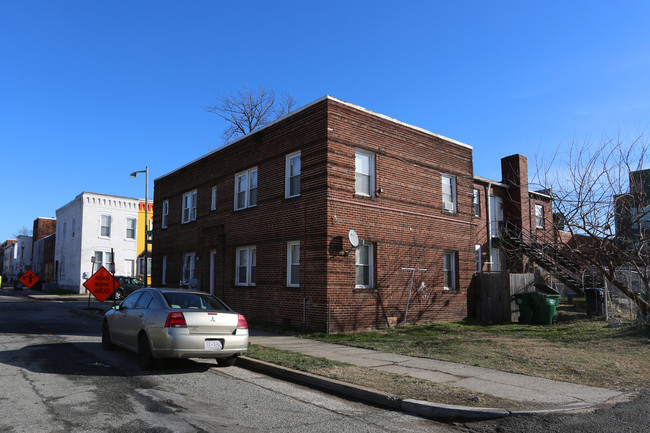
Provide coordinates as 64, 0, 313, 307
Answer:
490, 195, 504, 237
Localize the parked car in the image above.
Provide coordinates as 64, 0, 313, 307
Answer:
110, 276, 145, 300
101, 288, 249, 369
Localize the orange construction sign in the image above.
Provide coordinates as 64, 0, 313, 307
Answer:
19, 270, 40, 289
83, 267, 121, 303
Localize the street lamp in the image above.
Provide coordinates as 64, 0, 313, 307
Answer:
130, 166, 149, 287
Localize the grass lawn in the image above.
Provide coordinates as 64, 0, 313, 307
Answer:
246, 309, 649, 407
302, 315, 650, 391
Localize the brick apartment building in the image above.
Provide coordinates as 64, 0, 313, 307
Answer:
153, 96, 554, 332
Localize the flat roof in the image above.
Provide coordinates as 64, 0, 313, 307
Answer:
156, 95, 473, 181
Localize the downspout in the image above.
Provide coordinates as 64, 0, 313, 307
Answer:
486, 182, 493, 272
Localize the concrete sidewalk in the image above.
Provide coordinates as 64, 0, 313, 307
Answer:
248, 329, 623, 418
5, 287, 627, 420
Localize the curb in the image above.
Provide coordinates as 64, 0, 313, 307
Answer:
236, 356, 511, 420
10, 290, 603, 420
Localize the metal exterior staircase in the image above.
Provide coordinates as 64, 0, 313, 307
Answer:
500, 222, 599, 294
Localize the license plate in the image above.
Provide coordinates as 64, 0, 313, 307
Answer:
205, 340, 223, 350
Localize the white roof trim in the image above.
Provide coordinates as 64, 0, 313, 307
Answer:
156, 95, 472, 181
473, 175, 509, 188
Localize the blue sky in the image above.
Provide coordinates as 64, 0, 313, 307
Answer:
2, 0, 649, 241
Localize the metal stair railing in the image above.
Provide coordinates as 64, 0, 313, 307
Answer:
501, 221, 586, 293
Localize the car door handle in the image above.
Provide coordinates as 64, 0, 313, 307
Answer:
138, 313, 144, 318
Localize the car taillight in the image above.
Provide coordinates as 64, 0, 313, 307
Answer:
165, 312, 187, 328
237, 314, 248, 330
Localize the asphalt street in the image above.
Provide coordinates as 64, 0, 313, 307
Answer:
0, 291, 458, 432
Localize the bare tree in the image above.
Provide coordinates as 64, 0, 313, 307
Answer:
12, 227, 32, 238
205, 86, 296, 143
534, 132, 650, 317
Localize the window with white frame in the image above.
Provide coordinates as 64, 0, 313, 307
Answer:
138, 256, 152, 277
535, 204, 545, 229
443, 251, 456, 290
475, 244, 482, 273
162, 200, 169, 228
235, 246, 256, 286
126, 217, 136, 240
473, 189, 481, 217
182, 252, 195, 283
355, 242, 374, 288
161, 255, 167, 285
287, 241, 300, 287
100, 215, 111, 237
182, 190, 197, 223
211, 186, 218, 211
94, 251, 114, 273
235, 168, 258, 210
355, 150, 375, 196
285, 151, 301, 198
442, 174, 457, 213
94, 251, 103, 271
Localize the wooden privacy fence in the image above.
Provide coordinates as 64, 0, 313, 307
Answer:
475, 273, 536, 323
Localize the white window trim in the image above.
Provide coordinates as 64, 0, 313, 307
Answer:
442, 174, 457, 213
99, 214, 111, 238
94, 250, 115, 273
355, 149, 375, 197
161, 255, 167, 285
235, 246, 256, 286
443, 250, 457, 290
125, 217, 137, 240
535, 204, 545, 229
285, 151, 301, 198
182, 252, 196, 284
182, 190, 197, 223
475, 244, 482, 273
234, 167, 258, 210
162, 200, 169, 229
473, 189, 481, 217
286, 241, 300, 287
211, 186, 218, 211
355, 241, 374, 289
138, 256, 152, 277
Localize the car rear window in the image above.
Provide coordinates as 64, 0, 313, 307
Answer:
162, 293, 230, 311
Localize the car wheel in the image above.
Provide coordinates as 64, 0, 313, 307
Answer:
101, 322, 115, 350
138, 334, 155, 370
216, 356, 237, 367
114, 289, 125, 301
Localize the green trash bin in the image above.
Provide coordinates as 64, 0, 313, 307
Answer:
530, 293, 560, 325
514, 293, 534, 324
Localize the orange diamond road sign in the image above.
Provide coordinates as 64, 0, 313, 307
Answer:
83, 267, 121, 303
19, 270, 40, 289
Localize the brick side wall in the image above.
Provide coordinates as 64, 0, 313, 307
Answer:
152, 98, 546, 332
154, 100, 330, 329
323, 100, 474, 332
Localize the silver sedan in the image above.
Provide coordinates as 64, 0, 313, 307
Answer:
101, 288, 249, 369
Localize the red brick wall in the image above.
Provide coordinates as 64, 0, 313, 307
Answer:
154, 99, 330, 329
153, 97, 476, 332
322, 100, 474, 331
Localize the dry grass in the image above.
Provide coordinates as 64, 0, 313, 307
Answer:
303, 313, 650, 392
246, 344, 524, 408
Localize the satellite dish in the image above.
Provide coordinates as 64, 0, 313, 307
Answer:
348, 230, 359, 248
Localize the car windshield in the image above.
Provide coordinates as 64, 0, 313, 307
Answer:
163, 293, 230, 311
